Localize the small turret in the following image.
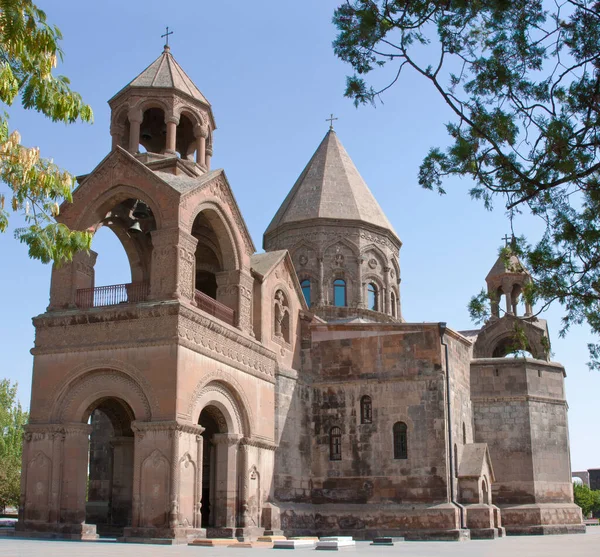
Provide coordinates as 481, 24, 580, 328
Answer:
485, 249, 533, 318
108, 46, 215, 170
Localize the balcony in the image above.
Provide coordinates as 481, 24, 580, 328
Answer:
76, 282, 149, 309
194, 289, 236, 327
74, 283, 236, 328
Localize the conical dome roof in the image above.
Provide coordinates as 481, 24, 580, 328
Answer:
111, 46, 210, 106
486, 251, 529, 281
265, 130, 399, 241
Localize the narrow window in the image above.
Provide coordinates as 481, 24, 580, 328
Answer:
462, 422, 467, 445
301, 279, 311, 306
393, 422, 408, 459
333, 279, 346, 307
360, 395, 372, 424
367, 283, 378, 311
330, 426, 342, 461
454, 443, 459, 477
390, 291, 396, 317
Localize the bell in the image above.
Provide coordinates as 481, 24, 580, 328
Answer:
129, 221, 142, 233
132, 200, 150, 219
141, 129, 152, 141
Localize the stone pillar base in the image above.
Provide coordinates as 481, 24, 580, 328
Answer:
120, 526, 206, 544
205, 526, 236, 539
235, 526, 265, 541
15, 521, 98, 540
499, 503, 585, 536
403, 529, 470, 542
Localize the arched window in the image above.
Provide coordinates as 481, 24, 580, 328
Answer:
393, 422, 408, 459
301, 279, 311, 306
462, 422, 467, 445
330, 426, 342, 461
390, 291, 396, 317
367, 283, 378, 311
360, 395, 372, 424
333, 279, 346, 307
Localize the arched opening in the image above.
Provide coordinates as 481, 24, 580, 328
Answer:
390, 291, 396, 317
367, 283, 378, 311
78, 198, 156, 308
482, 477, 490, 505
463, 422, 467, 445
393, 422, 408, 460
176, 114, 196, 159
511, 284, 523, 315
330, 426, 342, 461
139, 107, 166, 154
301, 279, 311, 307
333, 279, 346, 307
85, 397, 135, 536
198, 405, 228, 528
191, 209, 238, 324
113, 108, 130, 150
492, 336, 534, 358
360, 395, 372, 424
491, 286, 503, 318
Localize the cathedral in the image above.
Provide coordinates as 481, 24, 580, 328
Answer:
17, 46, 584, 542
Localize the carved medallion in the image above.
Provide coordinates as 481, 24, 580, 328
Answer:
368, 258, 377, 269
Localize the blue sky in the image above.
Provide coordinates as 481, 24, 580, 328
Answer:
0, 0, 598, 471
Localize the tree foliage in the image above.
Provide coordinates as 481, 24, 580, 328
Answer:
0, 379, 28, 513
0, 0, 93, 264
333, 1, 600, 367
573, 483, 600, 517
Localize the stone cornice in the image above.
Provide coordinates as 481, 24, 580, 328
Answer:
178, 303, 277, 382
471, 395, 567, 406
131, 420, 205, 436
264, 218, 402, 251
240, 436, 278, 451
24, 422, 92, 441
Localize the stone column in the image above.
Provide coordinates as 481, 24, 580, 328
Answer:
194, 432, 204, 529
59, 424, 92, 525
169, 429, 180, 528
238, 442, 250, 528
195, 124, 208, 168
110, 437, 134, 527
357, 257, 365, 309
206, 146, 213, 170
165, 117, 179, 155
49, 428, 66, 525
110, 123, 124, 150
128, 109, 143, 154
213, 433, 242, 530
503, 284, 513, 315
149, 228, 198, 302
131, 426, 142, 528
317, 257, 325, 305
383, 266, 391, 315
238, 271, 254, 335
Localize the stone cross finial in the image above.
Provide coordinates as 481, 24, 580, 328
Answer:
161, 26, 174, 47
326, 113, 338, 130
502, 234, 511, 247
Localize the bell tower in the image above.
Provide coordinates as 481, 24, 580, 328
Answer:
108, 45, 216, 170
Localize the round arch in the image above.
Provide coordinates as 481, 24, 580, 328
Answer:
51, 369, 152, 424
190, 379, 252, 438
188, 201, 242, 271
75, 184, 165, 232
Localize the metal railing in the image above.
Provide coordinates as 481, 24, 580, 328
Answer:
194, 289, 236, 327
76, 282, 149, 309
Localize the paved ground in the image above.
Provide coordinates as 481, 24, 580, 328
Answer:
0, 529, 599, 557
